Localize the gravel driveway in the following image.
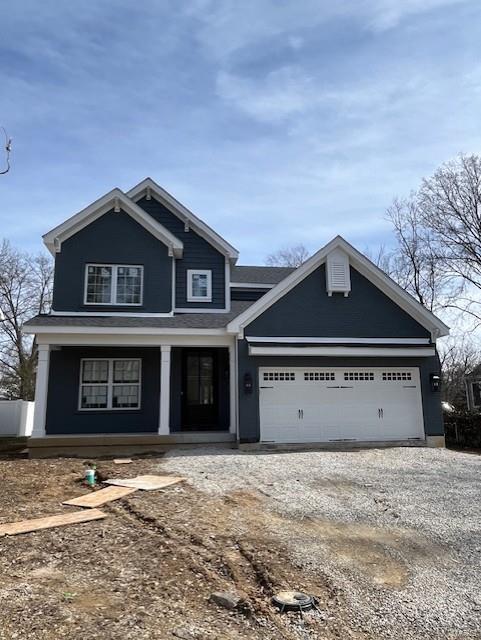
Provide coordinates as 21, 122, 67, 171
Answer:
164, 447, 481, 639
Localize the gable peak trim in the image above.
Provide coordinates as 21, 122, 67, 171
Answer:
43, 188, 184, 258
127, 178, 239, 262
227, 235, 449, 340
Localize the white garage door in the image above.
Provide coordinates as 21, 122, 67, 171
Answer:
259, 367, 425, 443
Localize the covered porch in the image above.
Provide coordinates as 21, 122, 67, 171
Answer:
29, 332, 238, 456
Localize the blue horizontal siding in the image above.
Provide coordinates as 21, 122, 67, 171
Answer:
46, 347, 160, 435
245, 264, 430, 338
52, 209, 172, 313
137, 197, 226, 309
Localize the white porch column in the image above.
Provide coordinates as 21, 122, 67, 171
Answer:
229, 342, 237, 435
159, 345, 171, 434
32, 344, 50, 438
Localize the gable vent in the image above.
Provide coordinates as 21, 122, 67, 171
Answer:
326, 248, 351, 297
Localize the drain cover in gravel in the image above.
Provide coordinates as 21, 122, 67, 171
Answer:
272, 591, 315, 612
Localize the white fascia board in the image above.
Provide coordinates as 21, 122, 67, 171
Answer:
174, 307, 229, 314
246, 336, 431, 345
248, 345, 436, 357
230, 282, 274, 289
127, 178, 239, 262
227, 235, 450, 339
24, 325, 228, 336
43, 188, 183, 258
33, 332, 234, 348
50, 310, 174, 318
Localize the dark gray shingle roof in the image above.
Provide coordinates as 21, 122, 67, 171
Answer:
230, 265, 295, 285
24, 301, 254, 330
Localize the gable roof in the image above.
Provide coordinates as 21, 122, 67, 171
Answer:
127, 178, 239, 262
43, 188, 184, 258
231, 265, 296, 285
227, 235, 450, 340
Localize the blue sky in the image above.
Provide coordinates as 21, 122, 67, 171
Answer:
0, 0, 480, 264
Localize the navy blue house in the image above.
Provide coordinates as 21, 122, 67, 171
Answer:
25, 178, 449, 455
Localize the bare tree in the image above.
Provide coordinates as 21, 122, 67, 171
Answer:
438, 336, 479, 408
417, 153, 481, 322
384, 197, 460, 312
0, 241, 53, 399
0, 127, 12, 175
265, 244, 309, 267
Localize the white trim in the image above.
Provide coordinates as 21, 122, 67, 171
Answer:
78, 357, 141, 411
24, 325, 228, 336
225, 259, 231, 313
246, 336, 431, 345
248, 345, 436, 357
83, 263, 144, 306
187, 269, 212, 302
227, 236, 449, 339
174, 307, 228, 314
159, 346, 171, 434
228, 343, 236, 435
230, 282, 274, 289
32, 344, 50, 437
50, 310, 174, 318
29, 333, 234, 348
43, 188, 184, 258
126, 178, 238, 261
171, 259, 176, 313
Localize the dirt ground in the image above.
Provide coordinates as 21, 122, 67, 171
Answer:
0, 455, 366, 640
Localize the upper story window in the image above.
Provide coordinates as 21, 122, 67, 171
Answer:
187, 269, 212, 302
85, 264, 143, 305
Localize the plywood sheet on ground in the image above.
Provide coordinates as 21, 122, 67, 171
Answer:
63, 486, 137, 508
0, 509, 106, 537
105, 475, 186, 491
113, 458, 132, 464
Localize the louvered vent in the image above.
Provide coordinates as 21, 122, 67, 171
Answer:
326, 248, 351, 296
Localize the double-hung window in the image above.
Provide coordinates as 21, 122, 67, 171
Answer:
187, 269, 212, 302
79, 359, 141, 410
85, 264, 143, 305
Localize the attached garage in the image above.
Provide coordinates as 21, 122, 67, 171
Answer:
230, 236, 449, 447
259, 367, 425, 443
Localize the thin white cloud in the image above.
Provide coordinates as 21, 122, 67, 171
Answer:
217, 66, 315, 122
188, 0, 472, 60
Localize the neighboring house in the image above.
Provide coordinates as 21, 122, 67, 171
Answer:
465, 367, 481, 411
24, 178, 449, 455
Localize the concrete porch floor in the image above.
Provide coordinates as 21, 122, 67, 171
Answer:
28, 432, 236, 458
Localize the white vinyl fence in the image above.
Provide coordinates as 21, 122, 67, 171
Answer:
0, 400, 34, 437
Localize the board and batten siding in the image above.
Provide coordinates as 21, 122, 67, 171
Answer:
52, 209, 173, 313
137, 197, 226, 309
45, 347, 160, 435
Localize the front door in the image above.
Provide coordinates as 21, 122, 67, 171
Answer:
182, 349, 218, 429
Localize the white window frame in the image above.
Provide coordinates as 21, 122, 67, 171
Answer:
84, 264, 144, 306
78, 358, 142, 411
187, 269, 212, 302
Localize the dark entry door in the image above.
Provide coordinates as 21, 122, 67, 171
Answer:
182, 349, 218, 429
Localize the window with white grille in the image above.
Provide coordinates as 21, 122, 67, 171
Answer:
85, 264, 143, 305
382, 371, 412, 381
79, 358, 141, 410
304, 371, 335, 381
344, 371, 374, 381
263, 371, 296, 381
